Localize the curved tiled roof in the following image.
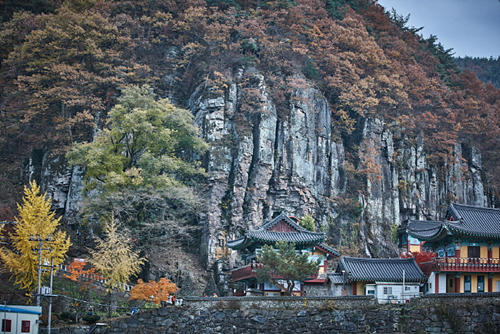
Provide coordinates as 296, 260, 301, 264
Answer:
445, 203, 500, 238
327, 273, 345, 284
227, 213, 326, 250
316, 243, 341, 257
248, 229, 325, 244
337, 257, 426, 282
406, 203, 500, 242
406, 220, 445, 241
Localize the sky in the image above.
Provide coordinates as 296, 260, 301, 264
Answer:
376, 0, 500, 58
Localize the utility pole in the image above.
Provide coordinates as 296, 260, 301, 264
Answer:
28, 234, 52, 306
47, 257, 54, 334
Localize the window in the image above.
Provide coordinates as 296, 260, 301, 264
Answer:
2, 319, 12, 332
405, 286, 411, 291
367, 290, 375, 295
468, 246, 480, 258
383, 287, 392, 295
21, 320, 30, 333
464, 275, 471, 293
477, 276, 485, 293
449, 279, 453, 288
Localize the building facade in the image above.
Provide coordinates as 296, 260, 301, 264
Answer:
405, 203, 500, 294
227, 214, 339, 296
330, 256, 425, 303
0, 305, 42, 334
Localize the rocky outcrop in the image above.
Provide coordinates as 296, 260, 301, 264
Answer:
27, 67, 489, 274
189, 67, 488, 264
23, 148, 84, 224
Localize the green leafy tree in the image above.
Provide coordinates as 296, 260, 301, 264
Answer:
0, 181, 71, 294
299, 215, 315, 232
67, 85, 208, 193
256, 240, 320, 296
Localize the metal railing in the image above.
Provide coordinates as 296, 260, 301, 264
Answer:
422, 257, 500, 272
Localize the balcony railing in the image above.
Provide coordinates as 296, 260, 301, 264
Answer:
421, 257, 500, 273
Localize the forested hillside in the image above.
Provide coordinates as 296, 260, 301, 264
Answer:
1, 0, 500, 292
455, 56, 500, 89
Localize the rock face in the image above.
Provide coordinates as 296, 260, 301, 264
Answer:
188, 67, 488, 264
28, 67, 488, 272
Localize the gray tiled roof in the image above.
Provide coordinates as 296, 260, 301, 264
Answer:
406, 220, 445, 240
445, 203, 500, 238
327, 273, 345, 284
406, 203, 500, 241
317, 243, 341, 257
248, 229, 326, 244
337, 257, 425, 282
227, 213, 326, 250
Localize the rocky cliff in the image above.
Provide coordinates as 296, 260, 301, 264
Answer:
23, 66, 489, 282
187, 66, 488, 266
24, 68, 486, 273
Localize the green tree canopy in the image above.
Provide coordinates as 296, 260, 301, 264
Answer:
299, 214, 315, 232
256, 240, 320, 296
67, 85, 208, 193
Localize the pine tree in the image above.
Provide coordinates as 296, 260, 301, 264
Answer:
0, 181, 71, 294
299, 215, 315, 232
256, 240, 320, 296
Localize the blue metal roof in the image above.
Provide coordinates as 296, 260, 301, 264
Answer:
0, 306, 42, 315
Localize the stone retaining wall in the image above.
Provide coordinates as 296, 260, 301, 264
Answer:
52, 294, 500, 334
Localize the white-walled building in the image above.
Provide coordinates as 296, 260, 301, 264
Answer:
329, 257, 425, 303
0, 305, 42, 334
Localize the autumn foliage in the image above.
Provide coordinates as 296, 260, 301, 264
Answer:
1, 0, 500, 206
401, 251, 437, 265
64, 258, 104, 286
0, 181, 71, 294
129, 278, 178, 304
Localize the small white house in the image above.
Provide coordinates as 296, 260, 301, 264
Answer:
330, 256, 426, 304
364, 282, 420, 304
0, 305, 42, 333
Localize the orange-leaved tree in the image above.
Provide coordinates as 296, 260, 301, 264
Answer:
129, 278, 178, 304
64, 258, 104, 287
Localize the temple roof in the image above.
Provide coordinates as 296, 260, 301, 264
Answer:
326, 273, 345, 284
405, 220, 445, 241
227, 213, 328, 250
336, 257, 426, 282
316, 243, 341, 257
407, 203, 500, 241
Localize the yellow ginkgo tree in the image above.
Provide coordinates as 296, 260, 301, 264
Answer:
0, 181, 71, 294
89, 217, 145, 291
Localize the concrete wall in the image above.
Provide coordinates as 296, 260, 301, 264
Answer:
52, 293, 500, 334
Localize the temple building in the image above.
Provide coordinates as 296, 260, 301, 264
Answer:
404, 203, 500, 294
227, 213, 340, 296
